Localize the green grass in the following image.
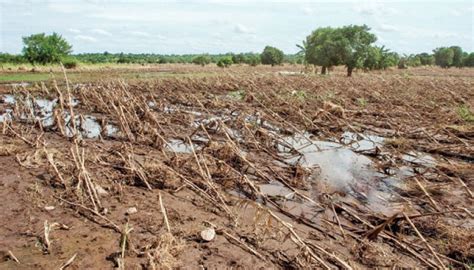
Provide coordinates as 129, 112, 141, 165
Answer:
227, 89, 246, 100
457, 104, 474, 122
357, 97, 368, 107
0, 69, 216, 84
0, 72, 53, 83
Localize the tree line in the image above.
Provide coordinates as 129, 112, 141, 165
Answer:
1, 28, 473, 75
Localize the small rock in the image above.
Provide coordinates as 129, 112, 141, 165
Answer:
200, 228, 215, 242
126, 207, 138, 215
95, 184, 108, 196
44, 206, 55, 211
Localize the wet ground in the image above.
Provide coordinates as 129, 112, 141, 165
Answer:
0, 68, 473, 269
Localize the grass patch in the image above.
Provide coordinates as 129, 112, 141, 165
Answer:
291, 90, 307, 101
356, 97, 368, 107
0, 72, 53, 83
0, 69, 216, 84
227, 89, 246, 100
457, 105, 474, 122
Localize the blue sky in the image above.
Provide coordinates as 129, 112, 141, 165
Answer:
0, 0, 472, 54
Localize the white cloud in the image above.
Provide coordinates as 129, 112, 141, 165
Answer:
301, 7, 314, 15
91, 28, 112, 36
68, 28, 81, 34
377, 24, 399, 32
234, 24, 254, 34
449, 9, 462, 17
156, 34, 167, 41
74, 35, 97, 42
129, 31, 151, 37
47, 2, 94, 13
354, 1, 398, 16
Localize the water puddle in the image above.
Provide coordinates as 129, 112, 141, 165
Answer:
0, 109, 13, 122
276, 133, 404, 214
9, 82, 31, 88
1, 94, 16, 104
166, 139, 198, 153
402, 151, 436, 167
0, 94, 117, 139
278, 71, 302, 76
259, 181, 295, 200
63, 115, 118, 139
341, 131, 385, 152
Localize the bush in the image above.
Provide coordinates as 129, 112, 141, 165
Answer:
62, 57, 78, 69
217, 57, 233, 68
247, 55, 260, 66
261, 46, 284, 66
192, 55, 211, 66
22, 33, 72, 64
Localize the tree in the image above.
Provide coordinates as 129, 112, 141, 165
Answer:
363, 46, 399, 71
304, 25, 376, 76
463, 52, 474, 67
303, 27, 341, 74
337, 25, 377, 76
192, 54, 211, 66
407, 54, 422, 67
449, 46, 463, 67
217, 57, 233, 68
260, 46, 284, 66
417, 53, 434, 66
231, 53, 247, 64
22, 33, 72, 64
246, 55, 260, 66
434, 47, 454, 68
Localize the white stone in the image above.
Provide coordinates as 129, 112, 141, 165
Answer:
200, 228, 215, 242
44, 206, 55, 211
126, 207, 138, 215
95, 184, 108, 196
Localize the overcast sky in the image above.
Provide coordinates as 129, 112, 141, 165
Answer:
0, 0, 472, 54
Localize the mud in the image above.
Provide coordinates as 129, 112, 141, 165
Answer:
0, 67, 473, 269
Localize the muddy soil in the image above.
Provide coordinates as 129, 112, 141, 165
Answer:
0, 68, 473, 269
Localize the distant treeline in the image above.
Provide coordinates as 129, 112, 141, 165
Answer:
0, 51, 301, 65
1, 30, 473, 73
2, 49, 473, 68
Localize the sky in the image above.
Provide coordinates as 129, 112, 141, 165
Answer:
0, 0, 473, 55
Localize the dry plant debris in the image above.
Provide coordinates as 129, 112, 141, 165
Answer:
0, 66, 472, 269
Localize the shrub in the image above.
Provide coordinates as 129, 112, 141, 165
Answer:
192, 55, 211, 66
261, 46, 284, 66
22, 33, 72, 64
62, 57, 78, 69
217, 57, 233, 68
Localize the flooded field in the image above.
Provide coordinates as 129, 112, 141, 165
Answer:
0, 67, 472, 269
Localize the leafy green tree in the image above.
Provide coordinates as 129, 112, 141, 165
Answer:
363, 46, 399, 70
449, 46, 463, 67
407, 54, 422, 67
462, 52, 474, 67
303, 27, 341, 74
0, 53, 26, 64
231, 53, 247, 64
260, 46, 284, 66
337, 25, 377, 76
304, 25, 376, 76
380, 50, 399, 69
417, 53, 434, 66
217, 57, 233, 68
62, 57, 78, 69
22, 33, 72, 64
246, 55, 260, 66
398, 57, 408, 69
192, 54, 211, 66
434, 47, 454, 68
363, 46, 382, 70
